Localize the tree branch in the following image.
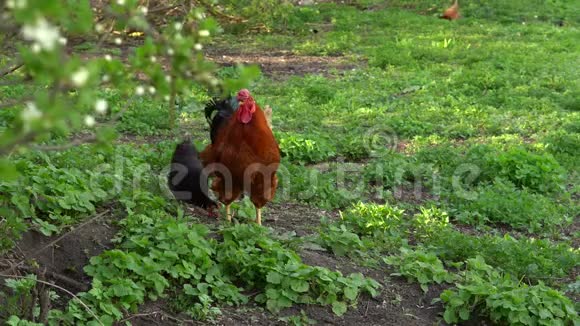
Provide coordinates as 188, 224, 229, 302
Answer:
0, 133, 38, 157
193, 0, 248, 23
32, 135, 99, 151
0, 97, 33, 110
0, 60, 23, 78
0, 59, 24, 78
16, 266, 90, 292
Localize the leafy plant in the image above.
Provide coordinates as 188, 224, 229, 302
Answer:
440, 256, 579, 325
277, 132, 336, 164
425, 229, 580, 284
384, 247, 455, 293
469, 146, 566, 194
449, 179, 571, 232
216, 224, 380, 315
411, 206, 450, 240
279, 162, 364, 209
340, 203, 406, 237
317, 223, 365, 257
279, 310, 317, 326
1, 275, 38, 322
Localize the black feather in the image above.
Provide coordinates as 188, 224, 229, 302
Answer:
168, 139, 216, 209
204, 96, 238, 144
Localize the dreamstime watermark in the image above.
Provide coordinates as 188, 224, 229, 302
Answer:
363, 125, 399, 155
162, 159, 480, 204
85, 133, 483, 206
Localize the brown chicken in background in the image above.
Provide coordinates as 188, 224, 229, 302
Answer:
200, 89, 280, 225
441, 0, 460, 20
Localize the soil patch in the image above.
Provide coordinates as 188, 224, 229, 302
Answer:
0, 210, 118, 314
206, 51, 359, 80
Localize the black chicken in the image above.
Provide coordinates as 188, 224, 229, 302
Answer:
168, 138, 217, 216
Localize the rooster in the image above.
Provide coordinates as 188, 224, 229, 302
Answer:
441, 0, 460, 20
168, 138, 217, 216
200, 89, 280, 225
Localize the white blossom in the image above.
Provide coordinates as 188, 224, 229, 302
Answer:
85, 115, 96, 127
148, 86, 156, 94
95, 23, 105, 33
58, 37, 67, 45
194, 43, 203, 51
71, 68, 90, 87
164, 95, 171, 101
165, 75, 172, 83
31, 43, 41, 53
95, 99, 108, 114
21, 102, 42, 121
174, 22, 183, 31
167, 48, 174, 55
21, 17, 61, 51
116, 0, 125, 5
198, 30, 210, 37
195, 12, 205, 20
140, 6, 148, 15
104, 54, 112, 61
7, 0, 27, 9
114, 37, 122, 45
150, 56, 157, 63
102, 74, 110, 82
135, 86, 145, 96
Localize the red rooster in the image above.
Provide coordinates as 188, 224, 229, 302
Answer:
441, 0, 460, 20
200, 89, 280, 225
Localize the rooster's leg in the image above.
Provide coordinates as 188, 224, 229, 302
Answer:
226, 204, 232, 222
255, 207, 262, 225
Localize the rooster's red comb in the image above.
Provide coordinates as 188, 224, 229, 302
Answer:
237, 89, 252, 101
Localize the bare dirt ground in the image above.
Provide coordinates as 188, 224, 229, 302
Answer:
206, 51, 359, 80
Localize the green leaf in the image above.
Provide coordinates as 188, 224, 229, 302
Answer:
290, 280, 309, 293
0, 159, 19, 181
267, 298, 281, 313
538, 308, 552, 319
344, 287, 358, 301
266, 271, 282, 285
332, 301, 347, 316
450, 297, 465, 307
6, 316, 21, 326
443, 308, 457, 324
266, 288, 280, 300
459, 307, 470, 320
